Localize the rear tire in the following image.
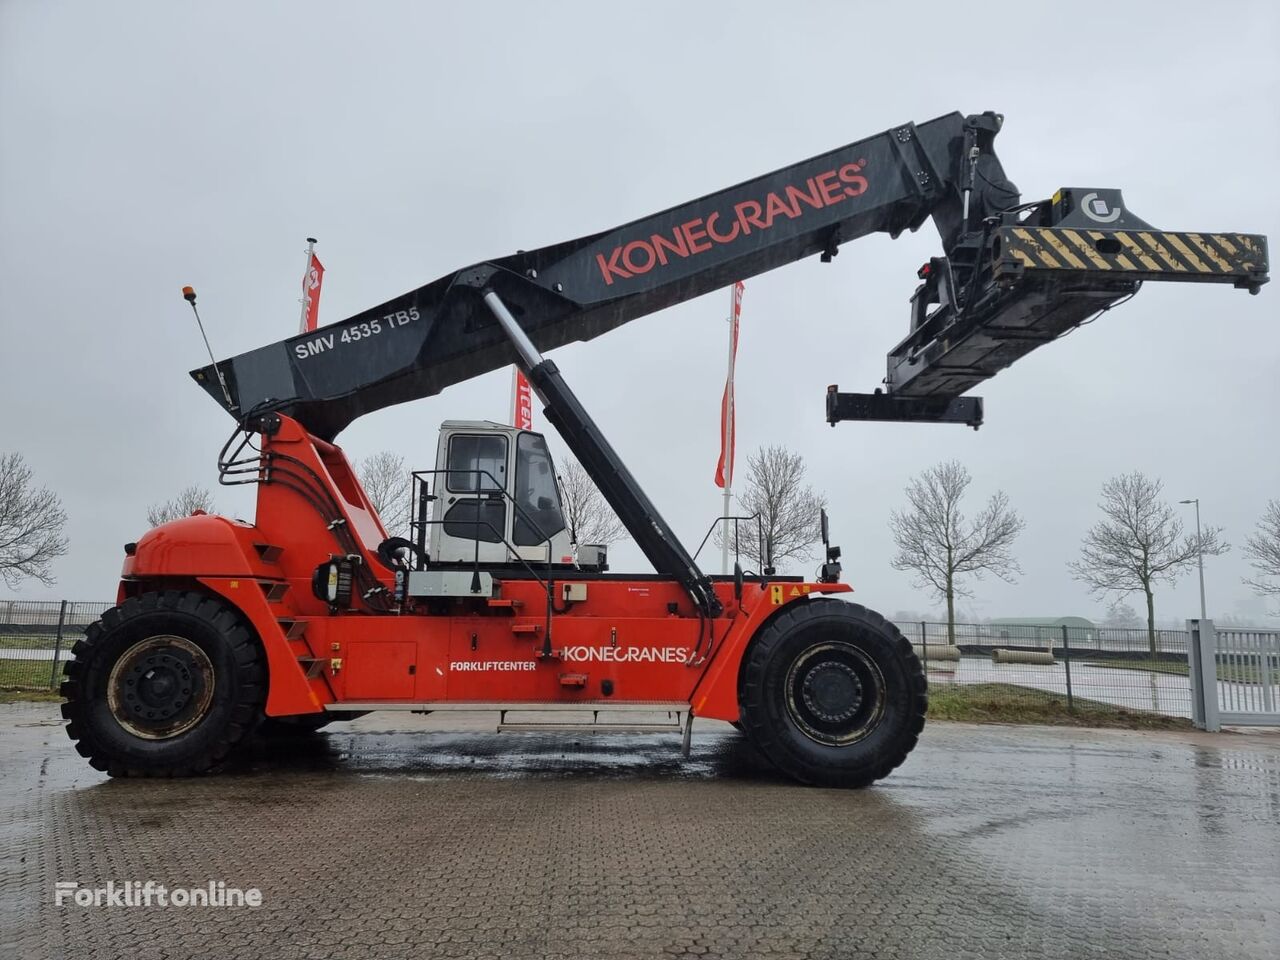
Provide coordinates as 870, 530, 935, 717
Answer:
738, 600, 926, 787
61, 591, 266, 777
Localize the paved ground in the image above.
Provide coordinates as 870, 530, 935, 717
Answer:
2, 704, 1277, 960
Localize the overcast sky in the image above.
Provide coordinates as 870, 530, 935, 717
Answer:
1, 1, 1276, 625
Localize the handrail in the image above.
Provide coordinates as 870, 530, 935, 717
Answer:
409, 467, 558, 563
214, 421, 398, 612
410, 467, 558, 656
412, 514, 553, 592
692, 512, 765, 571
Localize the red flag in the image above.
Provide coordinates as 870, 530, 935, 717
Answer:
512, 366, 533, 430
715, 281, 744, 488
302, 255, 325, 332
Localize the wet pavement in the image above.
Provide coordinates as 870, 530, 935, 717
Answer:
2, 703, 1278, 960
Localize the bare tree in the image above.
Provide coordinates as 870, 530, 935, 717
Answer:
1069, 472, 1227, 655
1102, 600, 1144, 628
889, 460, 1024, 645
1243, 498, 1280, 601
146, 485, 216, 527
556, 457, 627, 547
715, 445, 827, 572
357, 451, 412, 539
0, 452, 69, 587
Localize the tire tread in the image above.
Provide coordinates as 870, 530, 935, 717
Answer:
738, 599, 926, 788
61, 589, 266, 778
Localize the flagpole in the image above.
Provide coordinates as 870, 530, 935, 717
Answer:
298, 237, 317, 335
510, 365, 519, 426
720, 284, 737, 576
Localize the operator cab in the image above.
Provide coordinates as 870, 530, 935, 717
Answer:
422, 421, 574, 566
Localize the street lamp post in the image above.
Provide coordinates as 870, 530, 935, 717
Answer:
1179, 498, 1207, 620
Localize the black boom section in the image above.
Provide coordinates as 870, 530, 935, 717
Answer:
825, 187, 1267, 423
193, 115, 1267, 441
194, 111, 1017, 439
533, 357, 722, 618
477, 288, 722, 618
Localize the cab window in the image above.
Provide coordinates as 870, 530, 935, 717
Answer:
446, 434, 507, 493
442, 499, 505, 543
513, 433, 566, 546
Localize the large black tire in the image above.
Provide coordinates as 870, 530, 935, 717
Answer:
738, 599, 926, 788
61, 590, 266, 777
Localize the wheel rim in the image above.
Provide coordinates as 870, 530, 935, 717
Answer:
784, 640, 886, 746
106, 635, 215, 740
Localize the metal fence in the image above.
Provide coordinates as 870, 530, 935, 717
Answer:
1188, 620, 1280, 729
0, 600, 112, 692
892, 620, 1195, 720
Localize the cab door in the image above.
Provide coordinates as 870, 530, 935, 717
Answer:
511, 432, 572, 564
430, 431, 511, 563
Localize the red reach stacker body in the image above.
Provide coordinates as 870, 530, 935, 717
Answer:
119, 417, 846, 724
61, 110, 1266, 785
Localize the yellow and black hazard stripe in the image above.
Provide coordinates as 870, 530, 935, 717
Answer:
768, 583, 815, 605
995, 227, 1268, 283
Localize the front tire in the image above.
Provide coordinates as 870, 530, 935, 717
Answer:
738, 600, 926, 787
61, 591, 266, 777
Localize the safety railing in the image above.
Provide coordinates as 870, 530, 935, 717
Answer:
409, 468, 559, 655
215, 419, 398, 612
692, 513, 768, 575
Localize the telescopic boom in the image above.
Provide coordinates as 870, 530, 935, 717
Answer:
192, 110, 1267, 616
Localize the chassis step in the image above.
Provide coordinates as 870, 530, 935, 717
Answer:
326, 701, 696, 756
496, 721, 683, 733
496, 706, 689, 754
327, 700, 690, 712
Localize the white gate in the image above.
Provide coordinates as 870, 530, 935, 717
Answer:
1187, 620, 1280, 730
